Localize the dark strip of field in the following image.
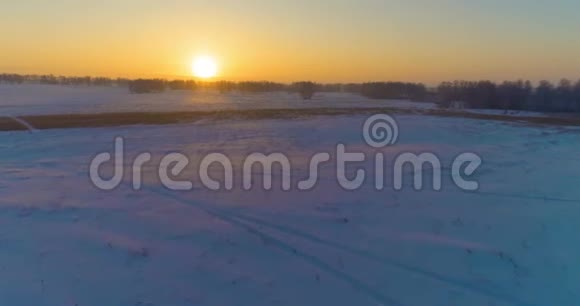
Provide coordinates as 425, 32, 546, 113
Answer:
1, 107, 580, 132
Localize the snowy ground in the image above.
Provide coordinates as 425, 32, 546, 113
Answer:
0, 84, 434, 116
1, 113, 579, 306
0, 84, 564, 122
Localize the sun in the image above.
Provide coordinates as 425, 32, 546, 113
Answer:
191, 56, 218, 79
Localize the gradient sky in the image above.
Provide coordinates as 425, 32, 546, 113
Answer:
1, 0, 580, 83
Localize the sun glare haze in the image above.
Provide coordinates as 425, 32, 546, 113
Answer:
192, 56, 218, 79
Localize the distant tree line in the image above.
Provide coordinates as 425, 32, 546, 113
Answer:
344, 82, 428, 101
0, 73, 129, 86
437, 79, 580, 112
4, 73, 580, 111
127, 79, 320, 99
121, 78, 580, 110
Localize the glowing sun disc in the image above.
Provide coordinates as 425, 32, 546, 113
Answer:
192, 56, 218, 78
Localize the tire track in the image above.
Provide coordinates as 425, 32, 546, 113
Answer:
146, 187, 406, 306
146, 187, 537, 306
226, 211, 534, 306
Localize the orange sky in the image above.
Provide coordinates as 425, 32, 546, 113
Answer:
2, 1, 580, 84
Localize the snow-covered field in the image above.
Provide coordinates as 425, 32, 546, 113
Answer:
0, 84, 434, 116
1, 111, 579, 305
0, 84, 564, 123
